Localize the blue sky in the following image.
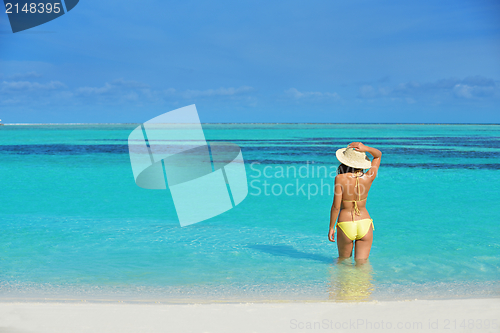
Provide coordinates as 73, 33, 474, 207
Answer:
1, 0, 499, 123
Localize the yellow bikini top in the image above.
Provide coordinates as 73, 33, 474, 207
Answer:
342, 173, 367, 219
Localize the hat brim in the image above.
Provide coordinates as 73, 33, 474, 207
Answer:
336, 148, 372, 169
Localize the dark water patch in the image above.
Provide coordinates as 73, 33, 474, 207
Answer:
0, 144, 128, 155
1, 140, 498, 160
81, 136, 500, 149
236, 136, 500, 148
220, 137, 500, 150
82, 139, 128, 142
225, 136, 500, 150
246, 159, 500, 170
380, 147, 499, 158
384, 163, 500, 170
245, 159, 316, 165
241, 145, 499, 159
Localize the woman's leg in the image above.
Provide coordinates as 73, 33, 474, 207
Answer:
336, 226, 354, 258
354, 224, 373, 259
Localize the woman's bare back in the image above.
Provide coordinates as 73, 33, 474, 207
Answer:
337, 172, 374, 222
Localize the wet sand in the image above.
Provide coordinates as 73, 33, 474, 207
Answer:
0, 298, 498, 333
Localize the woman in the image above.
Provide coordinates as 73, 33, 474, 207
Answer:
328, 142, 382, 259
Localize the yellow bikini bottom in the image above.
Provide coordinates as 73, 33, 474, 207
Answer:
336, 219, 374, 241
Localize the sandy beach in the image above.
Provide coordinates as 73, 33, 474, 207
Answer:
0, 298, 498, 333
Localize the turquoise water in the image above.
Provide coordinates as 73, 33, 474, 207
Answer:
0, 124, 499, 302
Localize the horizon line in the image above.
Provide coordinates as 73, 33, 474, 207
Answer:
1, 122, 499, 126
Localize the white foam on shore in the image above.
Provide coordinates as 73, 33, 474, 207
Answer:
0, 280, 498, 304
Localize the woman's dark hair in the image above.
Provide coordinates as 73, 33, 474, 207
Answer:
337, 163, 364, 175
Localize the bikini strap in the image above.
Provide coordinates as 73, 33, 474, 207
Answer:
352, 174, 361, 217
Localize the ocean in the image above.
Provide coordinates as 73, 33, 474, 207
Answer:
0, 124, 499, 302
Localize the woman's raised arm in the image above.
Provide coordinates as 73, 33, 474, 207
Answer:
348, 142, 382, 178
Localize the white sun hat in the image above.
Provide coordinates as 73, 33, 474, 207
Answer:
336, 146, 372, 169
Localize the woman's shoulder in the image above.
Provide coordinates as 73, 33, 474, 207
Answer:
335, 173, 347, 180
336, 172, 373, 182
359, 171, 376, 183
334, 173, 353, 184
334, 173, 346, 185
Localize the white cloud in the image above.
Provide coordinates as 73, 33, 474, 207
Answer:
76, 79, 149, 95
1, 80, 65, 92
77, 83, 113, 95
285, 88, 339, 99
453, 84, 473, 98
182, 86, 253, 98
75, 81, 252, 101
358, 76, 499, 102
359, 85, 376, 99
0, 78, 256, 107
452, 83, 496, 99
1, 72, 43, 80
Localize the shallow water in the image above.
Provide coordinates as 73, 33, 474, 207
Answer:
0, 124, 499, 302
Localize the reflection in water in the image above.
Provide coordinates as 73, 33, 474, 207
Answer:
329, 258, 374, 301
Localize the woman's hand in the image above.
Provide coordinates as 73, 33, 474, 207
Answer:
328, 228, 336, 242
348, 142, 367, 152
